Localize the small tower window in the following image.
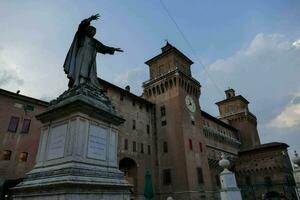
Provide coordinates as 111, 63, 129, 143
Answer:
160, 106, 166, 116
197, 167, 204, 184
199, 142, 203, 152
133, 141, 136, 152
132, 120, 136, 130
124, 139, 128, 150
189, 139, 193, 150
163, 141, 168, 153
141, 143, 144, 154
148, 145, 151, 155
163, 169, 172, 185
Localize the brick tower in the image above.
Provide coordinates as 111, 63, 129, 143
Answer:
143, 42, 212, 200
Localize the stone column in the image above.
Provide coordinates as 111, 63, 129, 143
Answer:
12, 83, 131, 200
219, 153, 242, 200
292, 151, 300, 199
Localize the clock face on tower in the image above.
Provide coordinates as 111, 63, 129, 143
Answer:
185, 95, 196, 113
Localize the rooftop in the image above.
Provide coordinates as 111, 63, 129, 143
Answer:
98, 78, 153, 106
201, 110, 237, 132
145, 42, 194, 66
215, 95, 249, 106
239, 142, 289, 153
0, 88, 49, 107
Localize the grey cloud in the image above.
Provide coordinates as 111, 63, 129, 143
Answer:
0, 68, 24, 87
113, 67, 148, 95
196, 33, 300, 151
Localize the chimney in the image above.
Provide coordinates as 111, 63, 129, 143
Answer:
125, 85, 130, 92
16, 90, 20, 94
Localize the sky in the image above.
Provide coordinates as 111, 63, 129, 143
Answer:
0, 1, 300, 156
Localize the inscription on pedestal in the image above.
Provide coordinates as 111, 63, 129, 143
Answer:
47, 123, 68, 160
87, 124, 107, 160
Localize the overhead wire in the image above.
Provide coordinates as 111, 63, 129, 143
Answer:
159, 0, 224, 96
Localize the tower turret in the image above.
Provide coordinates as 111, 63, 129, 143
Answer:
216, 89, 260, 149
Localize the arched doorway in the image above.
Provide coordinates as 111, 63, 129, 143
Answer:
119, 157, 138, 199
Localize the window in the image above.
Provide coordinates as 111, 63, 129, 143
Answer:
197, 167, 204, 184
264, 176, 272, 186
25, 104, 34, 111
245, 176, 252, 185
14, 103, 23, 109
139, 104, 143, 109
132, 120, 136, 130
215, 174, 220, 187
141, 143, 144, 154
120, 93, 124, 101
124, 139, 128, 150
133, 141, 136, 152
2, 150, 12, 160
199, 142, 203, 153
8, 116, 20, 132
161, 120, 167, 126
19, 152, 28, 162
191, 120, 195, 125
132, 100, 135, 106
163, 169, 172, 185
189, 139, 193, 150
160, 106, 166, 116
163, 141, 168, 153
147, 125, 150, 134
21, 119, 31, 134
148, 145, 151, 155
146, 106, 149, 112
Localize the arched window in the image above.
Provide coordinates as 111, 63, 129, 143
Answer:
156, 85, 161, 94
148, 89, 152, 97
161, 84, 164, 93
152, 87, 156, 95
165, 81, 168, 90
169, 79, 173, 88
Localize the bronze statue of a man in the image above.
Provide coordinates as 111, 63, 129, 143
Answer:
63, 14, 123, 88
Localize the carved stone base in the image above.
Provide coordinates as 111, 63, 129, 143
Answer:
12, 84, 130, 199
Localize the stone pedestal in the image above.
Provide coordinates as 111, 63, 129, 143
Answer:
12, 83, 131, 200
219, 153, 242, 200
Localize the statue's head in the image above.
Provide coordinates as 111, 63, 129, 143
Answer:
86, 26, 96, 38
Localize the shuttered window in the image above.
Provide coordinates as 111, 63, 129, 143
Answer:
8, 116, 19, 132
21, 119, 31, 133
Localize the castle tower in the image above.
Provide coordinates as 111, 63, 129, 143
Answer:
143, 42, 212, 200
216, 89, 260, 149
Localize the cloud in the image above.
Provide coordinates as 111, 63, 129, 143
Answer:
0, 68, 24, 87
198, 33, 300, 149
268, 93, 300, 128
292, 38, 300, 49
0, 48, 24, 87
113, 67, 148, 95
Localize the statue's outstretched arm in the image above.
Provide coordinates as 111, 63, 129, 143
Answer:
78, 14, 100, 33
95, 40, 115, 55
94, 39, 123, 54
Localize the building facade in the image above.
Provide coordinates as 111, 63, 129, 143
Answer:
0, 42, 297, 200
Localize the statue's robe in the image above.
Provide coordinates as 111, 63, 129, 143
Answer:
63, 19, 115, 88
